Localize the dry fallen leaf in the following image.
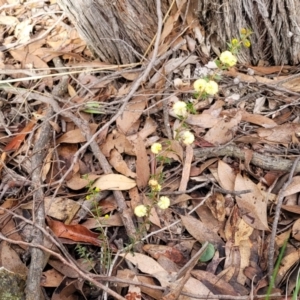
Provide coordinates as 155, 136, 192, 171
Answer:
234, 174, 269, 231
109, 149, 136, 178
131, 135, 150, 189
92, 174, 136, 191
257, 123, 300, 143
119, 252, 170, 287
4, 117, 36, 151
180, 215, 224, 252
116, 96, 147, 135
47, 217, 102, 246
204, 111, 242, 145
283, 176, 300, 197
191, 270, 238, 296
56, 124, 98, 144
217, 160, 236, 191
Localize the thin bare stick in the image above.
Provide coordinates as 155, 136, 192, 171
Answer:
25, 107, 53, 300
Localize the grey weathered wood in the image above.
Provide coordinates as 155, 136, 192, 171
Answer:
58, 0, 300, 65
58, 0, 168, 64
197, 0, 300, 65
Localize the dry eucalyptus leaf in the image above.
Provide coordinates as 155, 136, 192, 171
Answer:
204, 111, 242, 145
56, 124, 98, 144
119, 252, 171, 287
283, 176, 300, 196
131, 135, 150, 189
257, 123, 300, 143
116, 96, 147, 135
217, 160, 235, 191
92, 174, 136, 191
180, 215, 224, 252
235, 174, 269, 231
109, 149, 136, 178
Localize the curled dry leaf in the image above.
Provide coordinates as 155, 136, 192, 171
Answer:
92, 174, 136, 191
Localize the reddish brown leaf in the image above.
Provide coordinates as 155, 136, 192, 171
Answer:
47, 217, 101, 246
4, 118, 36, 151
143, 244, 186, 264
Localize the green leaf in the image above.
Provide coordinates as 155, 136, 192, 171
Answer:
82, 101, 104, 114
199, 243, 215, 262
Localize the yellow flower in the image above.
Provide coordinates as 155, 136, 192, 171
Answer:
151, 142, 162, 154
152, 184, 162, 192
148, 179, 162, 191
104, 214, 109, 219
94, 187, 101, 192
240, 28, 247, 35
204, 81, 218, 95
219, 51, 237, 67
134, 205, 147, 217
243, 39, 251, 48
149, 179, 158, 187
231, 38, 239, 46
181, 131, 195, 145
85, 195, 91, 200
157, 196, 170, 209
173, 101, 187, 117
193, 78, 207, 92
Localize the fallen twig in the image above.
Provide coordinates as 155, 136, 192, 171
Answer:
26, 107, 53, 300
194, 144, 300, 172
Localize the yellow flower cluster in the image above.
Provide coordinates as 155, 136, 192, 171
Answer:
173, 101, 188, 117
240, 28, 247, 35
148, 179, 161, 192
231, 38, 239, 46
193, 79, 207, 93
133, 196, 171, 217
193, 79, 219, 95
219, 50, 237, 67
157, 196, 170, 209
134, 205, 147, 217
151, 142, 162, 154
181, 131, 195, 145
243, 39, 251, 48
